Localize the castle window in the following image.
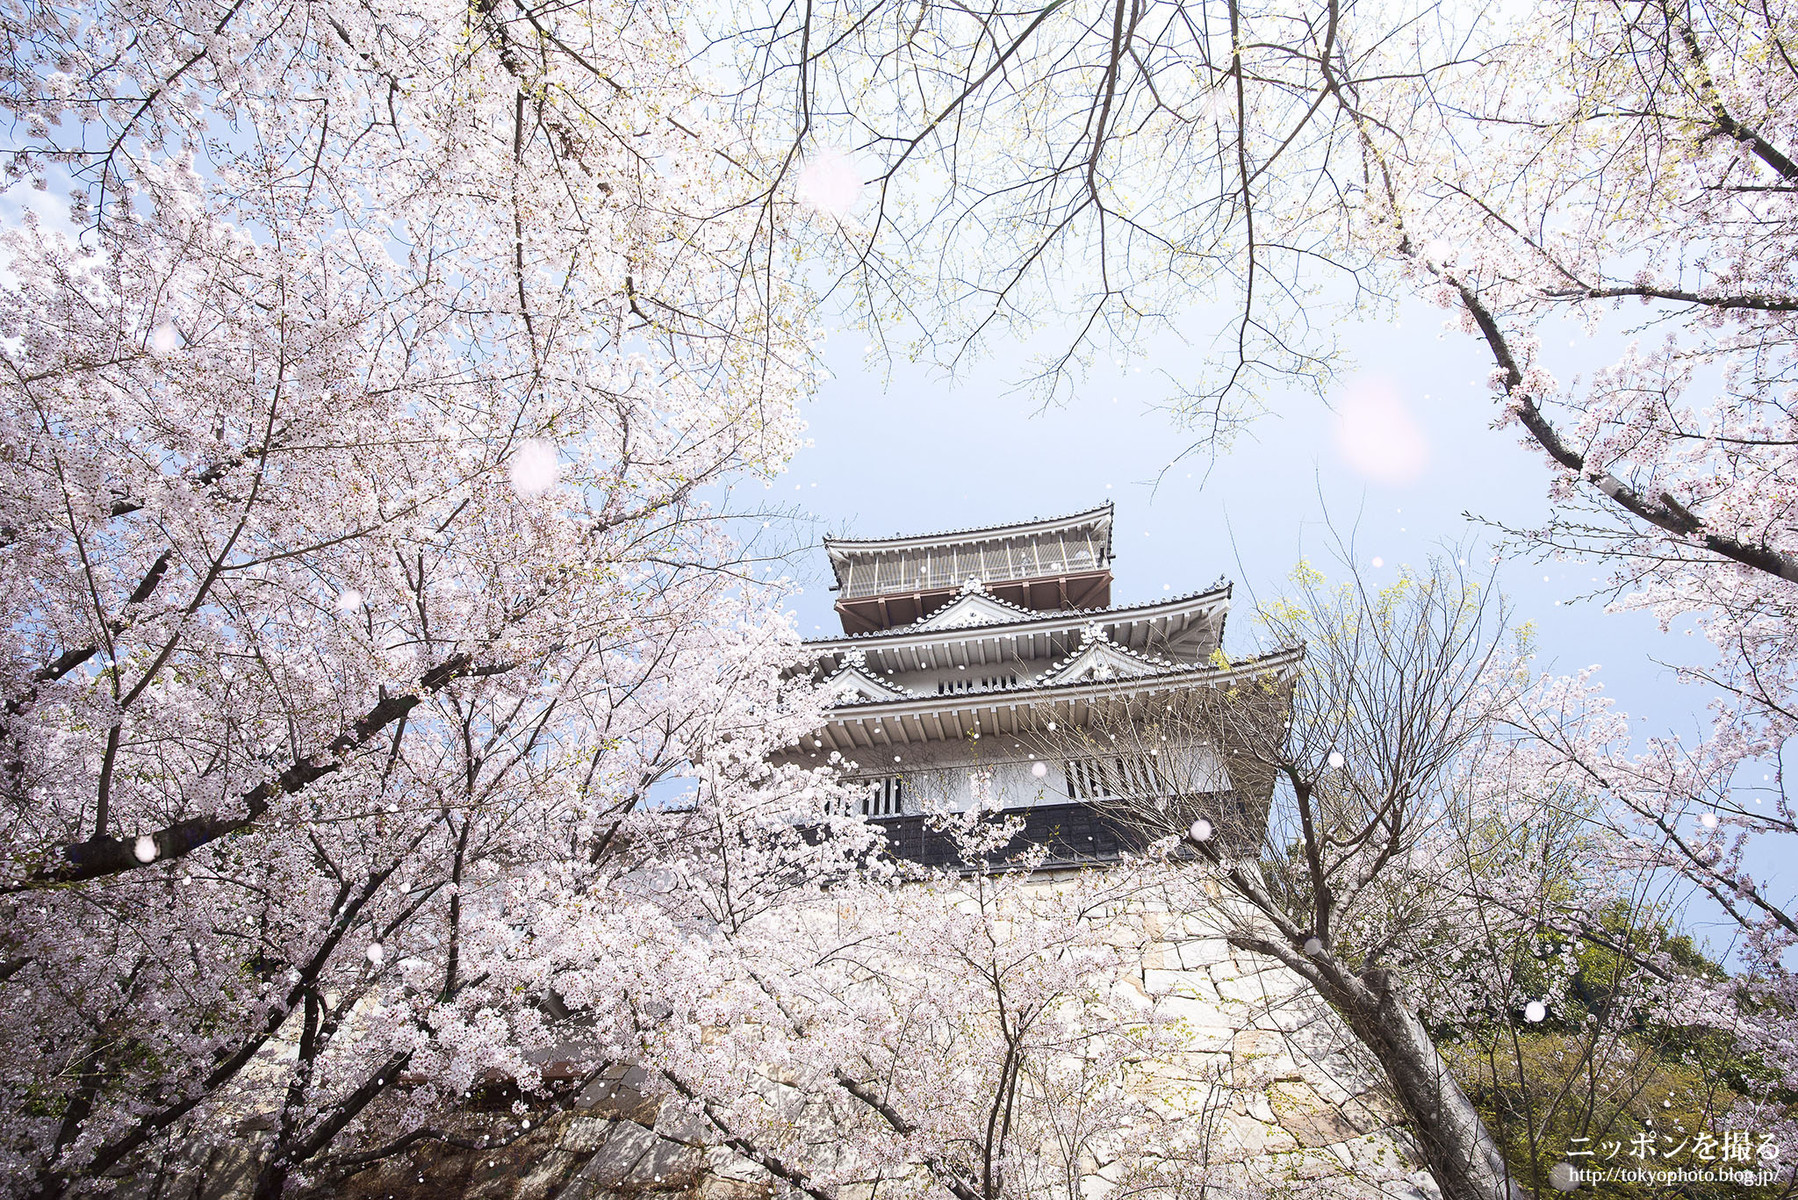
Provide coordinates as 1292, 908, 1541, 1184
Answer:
1063, 754, 1167, 801
827, 774, 905, 817
864, 774, 904, 817
937, 673, 1019, 695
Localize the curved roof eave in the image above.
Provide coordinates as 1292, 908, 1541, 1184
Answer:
803, 582, 1232, 650
816, 644, 1305, 720
823, 503, 1115, 562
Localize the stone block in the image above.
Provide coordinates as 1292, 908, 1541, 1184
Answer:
1214, 972, 1281, 1004
628, 1139, 702, 1189
466, 1151, 536, 1200
1349, 1086, 1405, 1126
1282, 1148, 1353, 1180
546, 1153, 616, 1200
1241, 1090, 1277, 1124
574, 1121, 703, 1191
1163, 1015, 1236, 1050
1231, 1029, 1288, 1061
703, 1145, 769, 1183
514, 1149, 581, 1200
1174, 937, 1232, 968
577, 1065, 661, 1124
1278, 1108, 1366, 1149
1269, 1079, 1325, 1113
1220, 1115, 1298, 1156
654, 1102, 712, 1146
696, 1179, 773, 1200
199, 1142, 261, 1200
560, 1115, 615, 1154
1140, 968, 1187, 997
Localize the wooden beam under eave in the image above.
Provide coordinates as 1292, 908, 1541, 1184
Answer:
1068, 572, 1111, 609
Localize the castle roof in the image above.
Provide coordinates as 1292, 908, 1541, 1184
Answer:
803, 584, 1231, 672
822, 503, 1114, 569
805, 645, 1303, 759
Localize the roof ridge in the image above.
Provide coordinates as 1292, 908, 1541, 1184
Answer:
822, 503, 1114, 551
913, 586, 1041, 626
822, 656, 916, 700
1062, 627, 1179, 668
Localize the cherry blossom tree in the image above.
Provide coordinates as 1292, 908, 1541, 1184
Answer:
707, 0, 1456, 426
0, 0, 848, 1190
1360, 0, 1798, 1168
717, 0, 1798, 1176
570, 826, 1189, 1200
1127, 560, 1526, 1200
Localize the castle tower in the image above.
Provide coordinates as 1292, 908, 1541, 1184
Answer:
796, 504, 1302, 866
788, 511, 1423, 1198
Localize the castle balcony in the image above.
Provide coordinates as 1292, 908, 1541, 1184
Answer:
825, 505, 1116, 633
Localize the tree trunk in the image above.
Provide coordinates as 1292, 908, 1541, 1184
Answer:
1330, 967, 1522, 1200
1228, 931, 1521, 1200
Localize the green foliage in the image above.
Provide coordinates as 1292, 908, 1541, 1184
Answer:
1441, 1029, 1766, 1199
1437, 907, 1789, 1198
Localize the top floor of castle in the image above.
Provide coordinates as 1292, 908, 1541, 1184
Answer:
824, 504, 1118, 635
809, 503, 1240, 697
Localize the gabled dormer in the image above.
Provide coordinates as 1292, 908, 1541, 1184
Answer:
823, 656, 912, 704
1038, 628, 1175, 685
913, 585, 1034, 631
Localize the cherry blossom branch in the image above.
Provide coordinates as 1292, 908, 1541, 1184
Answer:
1672, 9, 1798, 181
12, 654, 511, 890
1544, 285, 1798, 311
832, 1070, 985, 1200
654, 1067, 836, 1200
32, 862, 403, 1195
1454, 283, 1798, 584
312, 1126, 483, 1178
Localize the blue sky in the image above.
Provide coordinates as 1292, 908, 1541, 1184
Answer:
776, 295, 1717, 739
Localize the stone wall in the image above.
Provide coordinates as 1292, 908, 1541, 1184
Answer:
1115, 902, 1438, 1198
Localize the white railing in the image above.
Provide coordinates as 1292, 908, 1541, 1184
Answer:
827, 775, 905, 817
840, 538, 1100, 599
936, 673, 1021, 694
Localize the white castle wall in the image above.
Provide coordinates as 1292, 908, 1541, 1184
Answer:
835, 744, 1231, 815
